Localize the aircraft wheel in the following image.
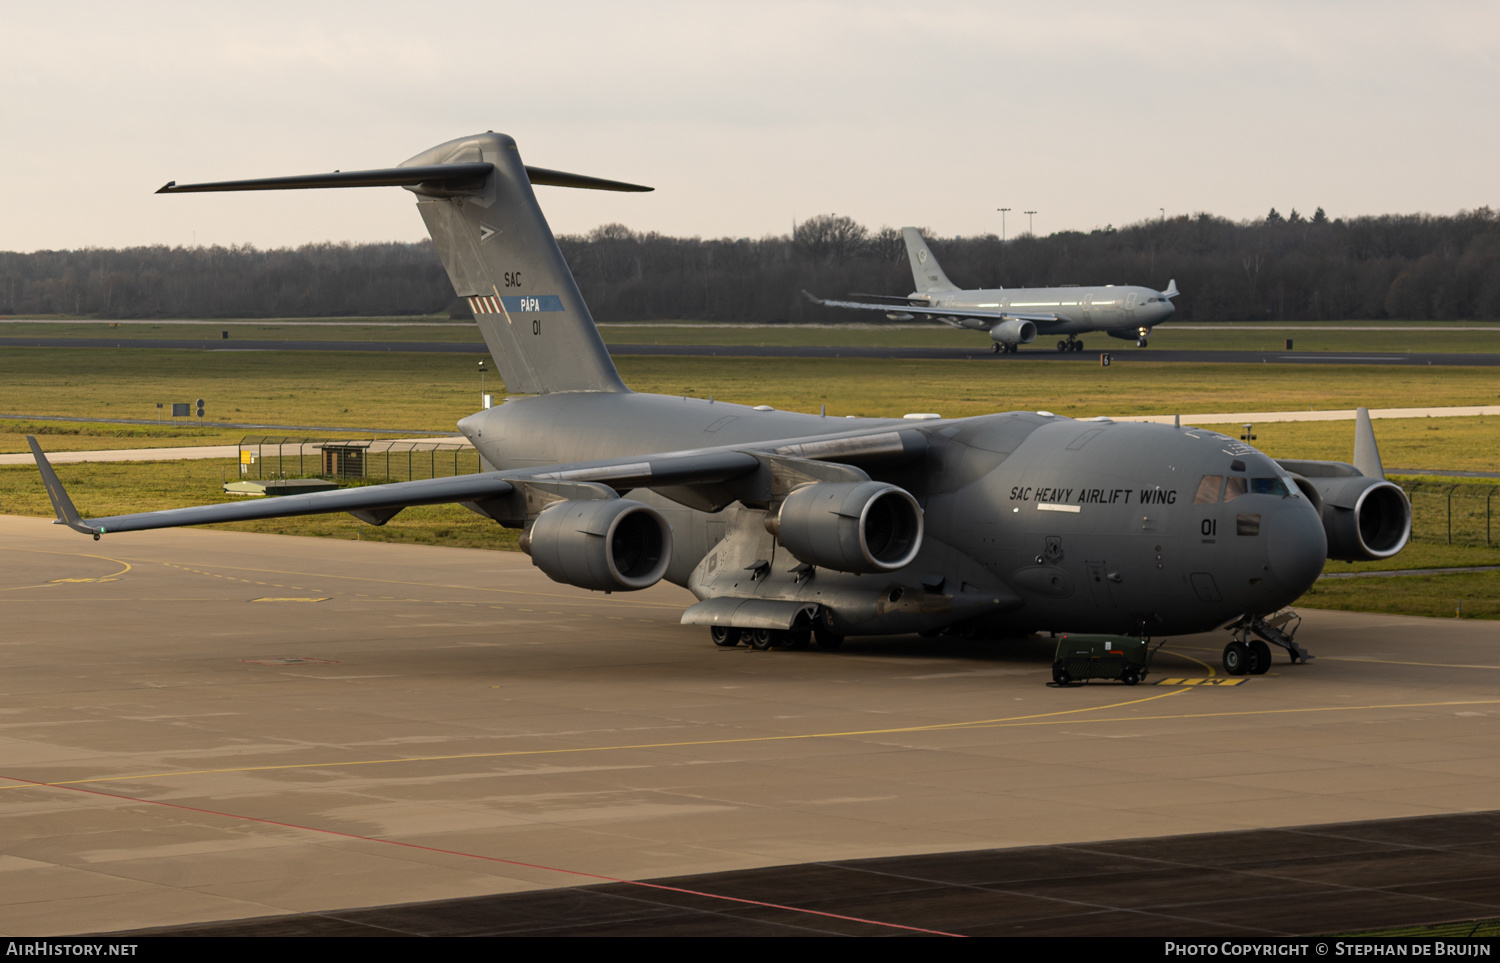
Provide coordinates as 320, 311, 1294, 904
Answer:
1057, 340, 1068, 352
992, 343, 1002, 354
1248, 640, 1272, 675
1052, 665, 1071, 685
750, 628, 783, 650
1120, 666, 1140, 686
814, 628, 844, 650
1137, 338, 1149, 348
1075, 340, 1085, 352
1223, 641, 1250, 676
785, 629, 811, 650
710, 626, 741, 648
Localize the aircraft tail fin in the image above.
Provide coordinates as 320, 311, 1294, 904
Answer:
901, 228, 959, 293
1163, 279, 1180, 299
1352, 407, 1386, 480
159, 132, 651, 396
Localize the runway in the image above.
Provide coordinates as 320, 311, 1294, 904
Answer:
3, 515, 1500, 937
3, 336, 1499, 367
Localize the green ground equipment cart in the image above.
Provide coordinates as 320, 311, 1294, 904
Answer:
1051, 634, 1157, 686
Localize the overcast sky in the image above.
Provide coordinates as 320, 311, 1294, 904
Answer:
3, 0, 1496, 251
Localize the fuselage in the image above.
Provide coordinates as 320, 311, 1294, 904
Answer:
928, 284, 1175, 336
459, 392, 1325, 638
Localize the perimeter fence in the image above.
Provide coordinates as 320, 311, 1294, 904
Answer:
1397, 478, 1500, 547
237, 436, 484, 483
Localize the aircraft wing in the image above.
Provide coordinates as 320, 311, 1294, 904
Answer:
29, 427, 925, 538
803, 292, 1058, 326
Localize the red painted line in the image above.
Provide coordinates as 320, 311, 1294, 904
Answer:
3, 773, 963, 937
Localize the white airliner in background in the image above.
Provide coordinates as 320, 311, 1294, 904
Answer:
808, 227, 1179, 353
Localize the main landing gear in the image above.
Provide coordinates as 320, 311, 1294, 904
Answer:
708, 626, 843, 650
1221, 609, 1309, 676
1055, 338, 1085, 353
992, 342, 1019, 354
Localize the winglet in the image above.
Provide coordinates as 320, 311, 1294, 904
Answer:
1163, 279, 1180, 299
27, 437, 100, 537
1352, 407, 1385, 480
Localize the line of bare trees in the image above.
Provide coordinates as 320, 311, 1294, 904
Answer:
2, 207, 1497, 322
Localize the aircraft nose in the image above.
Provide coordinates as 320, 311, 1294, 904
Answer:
1161, 300, 1176, 320
1264, 503, 1327, 598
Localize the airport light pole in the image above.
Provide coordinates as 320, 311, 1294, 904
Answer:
997, 208, 1010, 243
1024, 211, 1037, 235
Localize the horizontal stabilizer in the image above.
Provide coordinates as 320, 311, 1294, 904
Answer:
522, 166, 653, 192
157, 164, 651, 195
156, 164, 495, 194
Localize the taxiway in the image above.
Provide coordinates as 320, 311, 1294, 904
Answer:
2, 516, 1498, 936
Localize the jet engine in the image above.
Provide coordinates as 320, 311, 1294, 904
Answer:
522, 498, 672, 591
1300, 475, 1411, 561
771, 481, 923, 574
989, 319, 1037, 347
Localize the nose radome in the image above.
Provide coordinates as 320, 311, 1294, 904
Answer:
1265, 504, 1327, 597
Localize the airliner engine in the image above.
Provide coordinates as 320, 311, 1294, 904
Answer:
770, 481, 923, 574
523, 499, 672, 591
989, 319, 1038, 347
1308, 476, 1411, 561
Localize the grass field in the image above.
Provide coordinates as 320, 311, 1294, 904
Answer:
1, 339, 1496, 620
7, 348, 1495, 435
0, 418, 249, 451
0, 458, 515, 550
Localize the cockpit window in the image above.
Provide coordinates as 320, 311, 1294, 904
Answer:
1223, 476, 1248, 502
1250, 477, 1290, 497
1193, 475, 1223, 504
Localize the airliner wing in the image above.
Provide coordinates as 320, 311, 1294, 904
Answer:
803, 292, 1058, 326
30, 427, 926, 537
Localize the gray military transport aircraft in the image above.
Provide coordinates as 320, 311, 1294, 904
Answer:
28, 132, 1412, 675
807, 227, 1179, 353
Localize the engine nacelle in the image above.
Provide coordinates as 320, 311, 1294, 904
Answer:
773, 481, 923, 574
523, 498, 672, 591
1307, 476, 1411, 561
989, 319, 1037, 346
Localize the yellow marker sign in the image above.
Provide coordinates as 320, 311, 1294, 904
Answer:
1155, 678, 1247, 686
240, 451, 254, 464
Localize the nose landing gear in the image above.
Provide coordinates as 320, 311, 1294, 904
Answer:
1222, 609, 1309, 676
